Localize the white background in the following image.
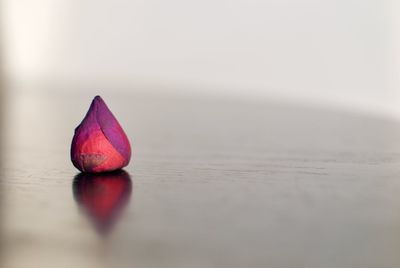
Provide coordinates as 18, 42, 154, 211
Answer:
2, 0, 400, 118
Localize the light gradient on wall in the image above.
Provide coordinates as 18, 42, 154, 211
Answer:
2, 0, 400, 118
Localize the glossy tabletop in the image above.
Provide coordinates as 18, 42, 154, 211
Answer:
1, 89, 400, 268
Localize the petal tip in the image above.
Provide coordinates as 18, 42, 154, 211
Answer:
93, 95, 103, 103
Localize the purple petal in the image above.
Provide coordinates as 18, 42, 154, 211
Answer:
91, 96, 131, 161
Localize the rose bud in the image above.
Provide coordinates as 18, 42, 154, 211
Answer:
71, 96, 131, 173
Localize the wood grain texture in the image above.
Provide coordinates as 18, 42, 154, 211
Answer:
1, 90, 400, 268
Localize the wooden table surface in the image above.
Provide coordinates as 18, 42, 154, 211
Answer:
1, 90, 400, 268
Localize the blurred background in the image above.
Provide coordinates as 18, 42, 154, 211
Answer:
1, 0, 400, 118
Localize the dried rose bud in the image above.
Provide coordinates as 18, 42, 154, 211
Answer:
71, 96, 131, 173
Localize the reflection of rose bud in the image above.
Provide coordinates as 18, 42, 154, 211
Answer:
73, 170, 132, 235
71, 96, 131, 173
